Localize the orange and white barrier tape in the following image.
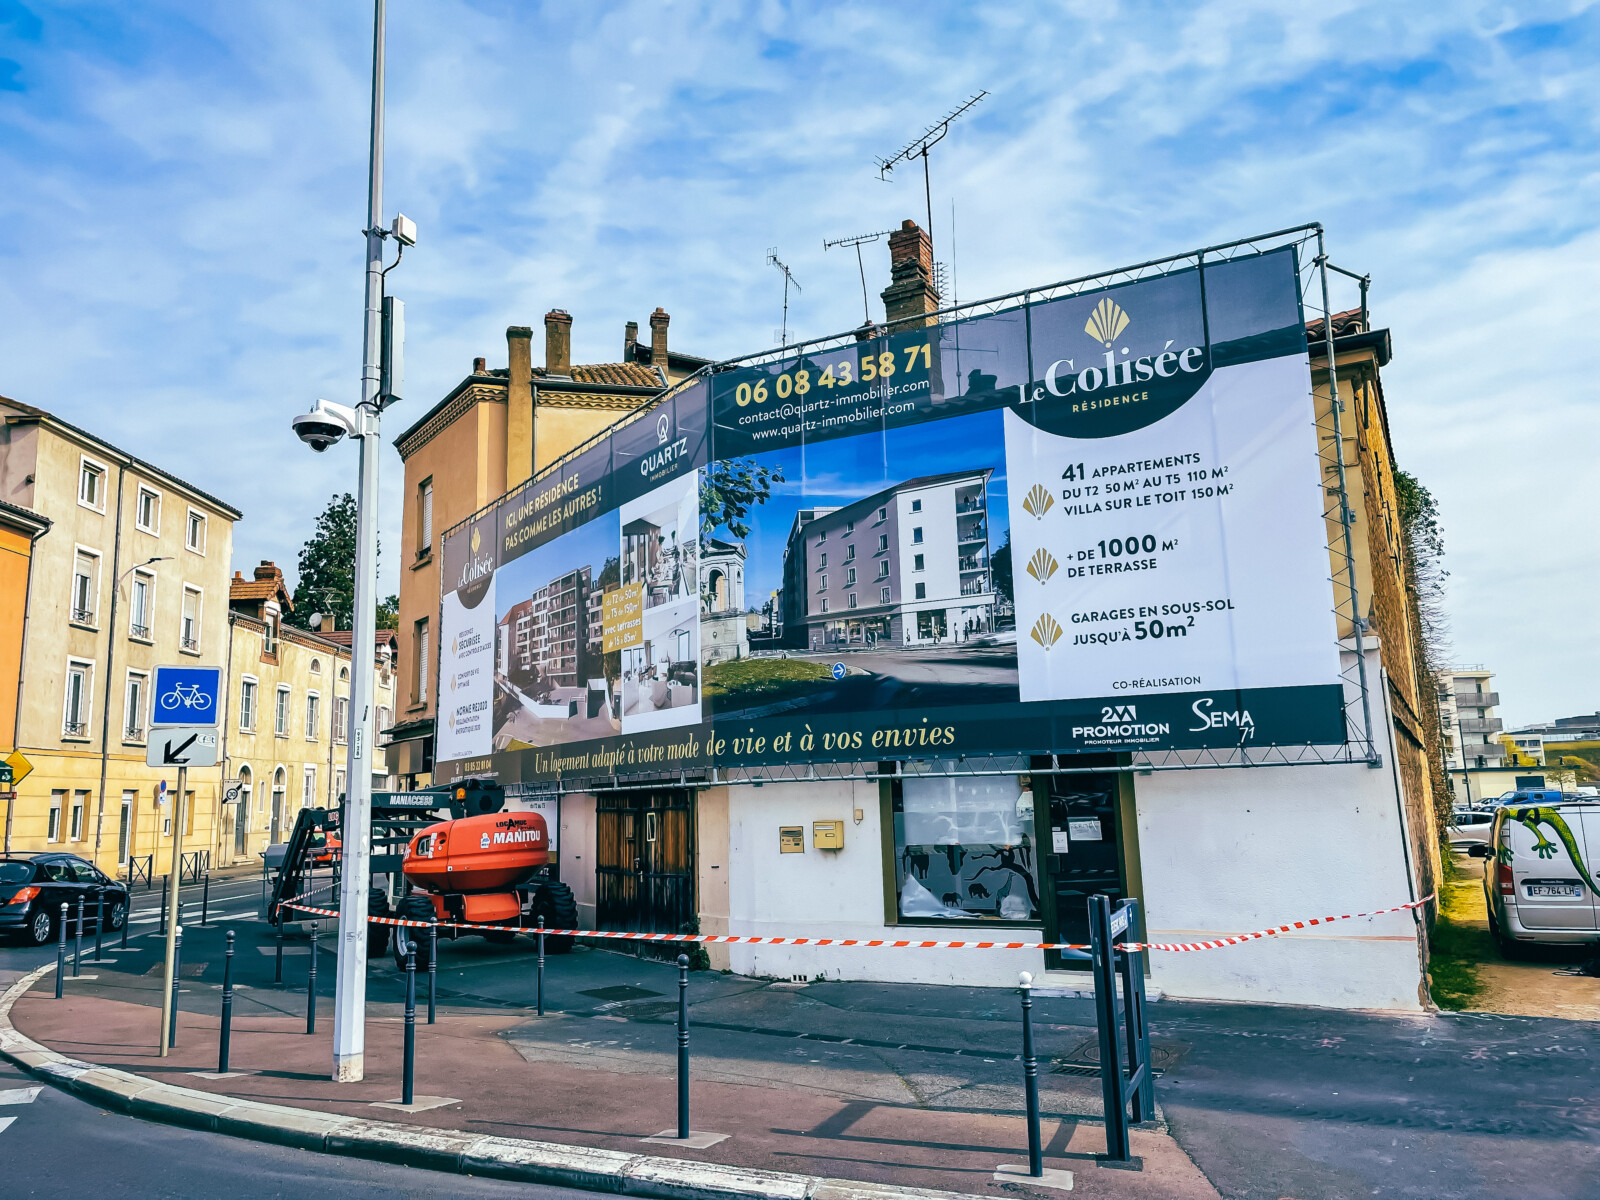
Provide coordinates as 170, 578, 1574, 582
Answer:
278, 893, 1431, 953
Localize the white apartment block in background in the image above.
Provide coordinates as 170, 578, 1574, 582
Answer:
1439, 666, 1504, 770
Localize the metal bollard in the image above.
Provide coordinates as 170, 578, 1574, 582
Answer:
1018, 971, 1043, 1177
537, 919, 546, 1017
219, 931, 235, 1074
169, 927, 183, 1047
119, 888, 129, 950
402, 940, 416, 1106
306, 924, 318, 1034
73, 894, 84, 976
55, 904, 67, 999
160, 874, 169, 935
676, 952, 690, 1139
427, 919, 437, 1025
201, 874, 210, 927
274, 919, 284, 984
94, 888, 105, 961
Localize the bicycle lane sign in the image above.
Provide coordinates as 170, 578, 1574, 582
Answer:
152, 665, 221, 728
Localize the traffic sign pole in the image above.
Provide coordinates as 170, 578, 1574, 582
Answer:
158, 765, 188, 1057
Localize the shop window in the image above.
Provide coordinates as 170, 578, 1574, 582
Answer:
892, 773, 1039, 923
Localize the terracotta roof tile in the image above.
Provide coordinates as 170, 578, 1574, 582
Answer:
533, 362, 662, 388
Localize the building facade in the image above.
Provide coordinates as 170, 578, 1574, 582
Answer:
0, 395, 242, 873
219, 562, 397, 863
386, 307, 707, 788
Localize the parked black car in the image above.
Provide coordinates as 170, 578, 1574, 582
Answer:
0, 852, 129, 946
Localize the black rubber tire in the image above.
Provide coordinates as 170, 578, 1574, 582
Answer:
106, 899, 127, 931
24, 906, 53, 947
393, 893, 437, 972
367, 888, 391, 958
483, 928, 519, 945
529, 881, 578, 954
1489, 913, 1529, 961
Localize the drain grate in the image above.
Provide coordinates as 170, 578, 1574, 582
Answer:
580, 985, 664, 1001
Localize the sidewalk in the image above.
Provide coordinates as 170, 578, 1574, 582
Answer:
6, 921, 1219, 1199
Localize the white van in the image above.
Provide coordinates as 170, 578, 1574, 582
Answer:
1481, 791, 1600, 955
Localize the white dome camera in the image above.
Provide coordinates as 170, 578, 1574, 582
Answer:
291, 399, 359, 453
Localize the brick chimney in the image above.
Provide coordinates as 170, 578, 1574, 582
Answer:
649, 307, 670, 374
473, 356, 486, 374
254, 560, 280, 583
880, 220, 939, 329
506, 325, 534, 492
624, 320, 639, 361
544, 309, 572, 376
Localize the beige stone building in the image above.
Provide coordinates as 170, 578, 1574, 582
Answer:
384, 308, 706, 786
0, 395, 241, 873
219, 563, 397, 864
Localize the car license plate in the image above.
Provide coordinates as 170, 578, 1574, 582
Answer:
1527, 884, 1585, 898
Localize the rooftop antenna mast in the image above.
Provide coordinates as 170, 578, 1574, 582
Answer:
823, 228, 896, 323
766, 248, 801, 346
875, 91, 987, 235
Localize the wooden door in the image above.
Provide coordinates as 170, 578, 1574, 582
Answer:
596, 789, 695, 956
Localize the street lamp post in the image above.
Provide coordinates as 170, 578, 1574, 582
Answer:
288, 0, 411, 1084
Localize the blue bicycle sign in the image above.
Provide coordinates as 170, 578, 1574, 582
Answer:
151, 666, 221, 728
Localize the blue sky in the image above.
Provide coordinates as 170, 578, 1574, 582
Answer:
0, 1, 1595, 723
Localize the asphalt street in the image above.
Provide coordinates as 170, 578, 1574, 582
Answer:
5, 868, 1600, 1199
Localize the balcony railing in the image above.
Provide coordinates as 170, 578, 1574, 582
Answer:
956, 501, 984, 513
1452, 691, 1499, 709
958, 556, 989, 572
124, 723, 144, 741
1458, 717, 1504, 735
63, 720, 87, 737
959, 582, 989, 597
71, 607, 95, 625
182, 634, 200, 652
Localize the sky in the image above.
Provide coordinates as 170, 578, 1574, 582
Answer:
0, 1, 1595, 726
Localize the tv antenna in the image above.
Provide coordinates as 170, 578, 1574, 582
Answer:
875, 91, 987, 235
823, 228, 896, 323
767, 248, 802, 346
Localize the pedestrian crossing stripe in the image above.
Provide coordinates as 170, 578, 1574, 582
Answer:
0, 1087, 41, 1105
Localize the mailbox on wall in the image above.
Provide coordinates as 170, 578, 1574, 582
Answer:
812, 820, 844, 850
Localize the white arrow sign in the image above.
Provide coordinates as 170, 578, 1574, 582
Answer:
146, 726, 219, 769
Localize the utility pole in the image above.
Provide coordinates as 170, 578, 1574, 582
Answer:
331, 0, 388, 1084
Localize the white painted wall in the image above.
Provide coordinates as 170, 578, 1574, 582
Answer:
559, 792, 598, 928
723, 779, 1048, 986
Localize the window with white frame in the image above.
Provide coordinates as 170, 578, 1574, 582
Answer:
181, 586, 202, 651
78, 456, 106, 511
63, 659, 93, 737
48, 791, 64, 841
275, 686, 291, 737
70, 791, 86, 841
413, 618, 429, 702
377, 705, 391, 733
309, 657, 322, 676
335, 768, 346, 802
417, 477, 434, 557
185, 508, 206, 554
239, 677, 258, 732
262, 613, 278, 655
129, 569, 154, 639
848, 592, 858, 609
877, 560, 890, 578
333, 695, 348, 744
124, 669, 148, 740
880, 586, 891, 604
305, 691, 320, 740
71, 549, 99, 624
135, 486, 161, 534
302, 766, 316, 810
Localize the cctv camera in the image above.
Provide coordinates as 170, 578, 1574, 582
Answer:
291, 399, 359, 452
292, 411, 347, 452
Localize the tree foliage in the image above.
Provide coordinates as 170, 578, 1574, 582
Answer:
990, 530, 1013, 602
292, 493, 383, 631
700, 458, 784, 540
1395, 468, 1455, 825
376, 594, 399, 630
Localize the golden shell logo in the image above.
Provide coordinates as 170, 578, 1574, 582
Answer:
1026, 548, 1058, 583
449, 674, 457, 693
1022, 484, 1054, 519
470, 527, 482, 554
1085, 298, 1130, 347
1030, 613, 1062, 649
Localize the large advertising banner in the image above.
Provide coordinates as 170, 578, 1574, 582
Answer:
437, 246, 1346, 784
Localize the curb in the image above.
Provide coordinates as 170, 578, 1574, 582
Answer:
0, 965, 987, 1200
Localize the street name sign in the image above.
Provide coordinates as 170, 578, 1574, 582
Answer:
146, 726, 219, 768
151, 665, 221, 728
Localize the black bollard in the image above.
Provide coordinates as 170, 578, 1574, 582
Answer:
201, 874, 210, 927
1019, 971, 1043, 1177
119, 888, 129, 950
160, 874, 169, 935
169, 927, 183, 1047
219, 931, 235, 1074
403, 940, 416, 1106
54, 903, 67, 999
274, 918, 284, 984
73, 894, 84, 976
427, 919, 437, 1025
94, 887, 104, 961
306, 923, 318, 1034
537, 919, 546, 1018
676, 952, 690, 1139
